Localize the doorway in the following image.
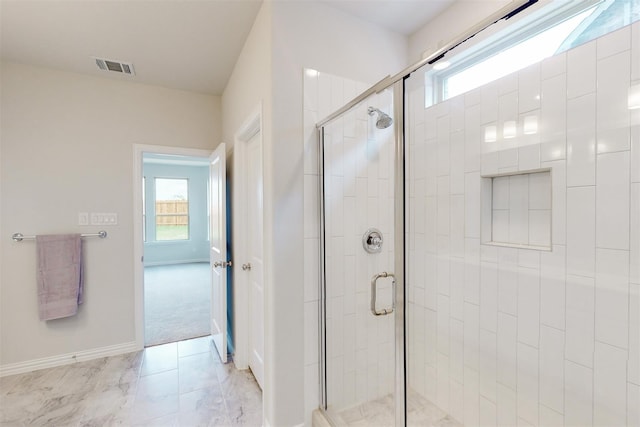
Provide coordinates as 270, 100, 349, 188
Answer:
142, 153, 211, 347
134, 145, 220, 352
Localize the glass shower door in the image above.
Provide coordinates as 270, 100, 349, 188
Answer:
320, 87, 403, 425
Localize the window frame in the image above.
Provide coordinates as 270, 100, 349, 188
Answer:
427, 0, 609, 105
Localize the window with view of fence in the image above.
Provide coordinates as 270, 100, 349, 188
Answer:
155, 178, 189, 240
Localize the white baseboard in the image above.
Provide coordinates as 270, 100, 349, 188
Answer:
0, 341, 140, 377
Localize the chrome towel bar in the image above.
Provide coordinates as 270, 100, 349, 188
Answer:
11, 231, 107, 242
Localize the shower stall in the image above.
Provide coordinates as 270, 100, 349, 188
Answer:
314, 1, 639, 426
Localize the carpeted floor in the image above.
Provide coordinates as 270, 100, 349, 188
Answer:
144, 263, 211, 347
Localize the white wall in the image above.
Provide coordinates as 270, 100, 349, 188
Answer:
221, 2, 273, 424
0, 62, 220, 370
222, 1, 272, 151
408, 0, 510, 62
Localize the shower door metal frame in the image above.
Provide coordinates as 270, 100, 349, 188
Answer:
392, 80, 407, 427
318, 124, 328, 418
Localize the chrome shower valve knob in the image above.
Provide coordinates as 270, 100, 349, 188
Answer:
362, 228, 383, 254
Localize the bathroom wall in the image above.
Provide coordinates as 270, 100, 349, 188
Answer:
406, 22, 639, 426
0, 62, 220, 371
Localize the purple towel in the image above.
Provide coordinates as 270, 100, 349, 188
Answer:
36, 234, 83, 321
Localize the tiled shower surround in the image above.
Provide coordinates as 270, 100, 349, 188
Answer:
405, 22, 639, 426
304, 20, 639, 427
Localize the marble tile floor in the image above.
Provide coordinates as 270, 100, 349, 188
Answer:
0, 336, 262, 427
333, 389, 462, 427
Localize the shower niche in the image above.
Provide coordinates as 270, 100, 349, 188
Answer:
481, 168, 552, 251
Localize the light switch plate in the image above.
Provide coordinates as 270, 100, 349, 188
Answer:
78, 212, 89, 226
90, 213, 118, 225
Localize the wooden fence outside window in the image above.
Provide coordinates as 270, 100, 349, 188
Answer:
155, 200, 188, 225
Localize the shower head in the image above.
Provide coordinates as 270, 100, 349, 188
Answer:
367, 107, 393, 129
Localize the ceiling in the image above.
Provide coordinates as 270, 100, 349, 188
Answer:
320, 0, 454, 36
0, 0, 454, 96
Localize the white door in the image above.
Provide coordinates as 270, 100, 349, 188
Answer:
210, 143, 228, 363
247, 132, 264, 389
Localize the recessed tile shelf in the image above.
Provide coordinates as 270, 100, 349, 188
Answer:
481, 168, 552, 251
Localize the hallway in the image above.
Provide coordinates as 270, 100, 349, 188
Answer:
0, 336, 262, 426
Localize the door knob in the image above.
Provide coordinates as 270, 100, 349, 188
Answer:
242, 263, 252, 271
214, 260, 232, 268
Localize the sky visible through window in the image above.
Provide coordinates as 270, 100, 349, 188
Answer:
156, 178, 188, 200
444, 7, 597, 99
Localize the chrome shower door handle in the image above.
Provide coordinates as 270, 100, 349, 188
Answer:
370, 272, 395, 316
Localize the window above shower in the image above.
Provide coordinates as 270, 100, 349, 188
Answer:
426, 0, 640, 106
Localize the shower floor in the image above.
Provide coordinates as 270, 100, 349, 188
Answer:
330, 389, 462, 427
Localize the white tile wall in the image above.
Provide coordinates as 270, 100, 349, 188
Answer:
480, 396, 498, 427
496, 312, 517, 390
595, 248, 629, 349
517, 266, 540, 348
540, 74, 566, 161
539, 325, 564, 414
597, 25, 631, 59
540, 245, 566, 330
628, 383, 640, 427
497, 248, 518, 316
539, 405, 564, 427
517, 343, 540, 425
519, 64, 541, 114
597, 51, 631, 154
566, 187, 596, 277
596, 151, 630, 250
593, 342, 627, 426
497, 382, 517, 427
541, 52, 566, 80
564, 360, 593, 427
567, 41, 596, 99
633, 22, 640, 82
567, 93, 596, 187
630, 283, 640, 386
406, 22, 637, 427
565, 274, 595, 368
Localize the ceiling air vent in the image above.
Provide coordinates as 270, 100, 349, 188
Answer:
92, 57, 135, 76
